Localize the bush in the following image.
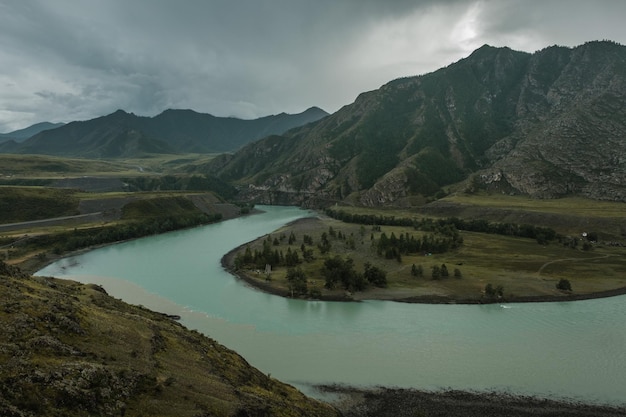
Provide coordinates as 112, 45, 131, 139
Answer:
556, 279, 572, 291
485, 283, 504, 298
363, 263, 387, 288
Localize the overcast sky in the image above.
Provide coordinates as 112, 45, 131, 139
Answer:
1, 0, 626, 132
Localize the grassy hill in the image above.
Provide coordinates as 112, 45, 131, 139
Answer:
0, 187, 79, 223
0, 261, 339, 416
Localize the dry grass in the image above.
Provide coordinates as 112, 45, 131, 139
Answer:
445, 192, 626, 218
0, 153, 218, 179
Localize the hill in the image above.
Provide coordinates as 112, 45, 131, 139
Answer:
0, 122, 65, 144
206, 41, 626, 205
0, 107, 328, 158
0, 261, 339, 416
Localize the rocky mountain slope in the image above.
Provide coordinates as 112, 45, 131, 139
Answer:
0, 260, 339, 416
208, 41, 626, 205
0, 107, 328, 158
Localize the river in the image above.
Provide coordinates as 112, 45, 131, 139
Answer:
36, 206, 626, 405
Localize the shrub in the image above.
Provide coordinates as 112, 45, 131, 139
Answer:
556, 279, 572, 291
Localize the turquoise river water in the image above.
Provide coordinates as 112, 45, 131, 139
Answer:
36, 206, 626, 405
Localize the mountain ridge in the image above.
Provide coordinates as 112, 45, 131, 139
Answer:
207, 41, 626, 205
0, 107, 329, 157
0, 122, 65, 143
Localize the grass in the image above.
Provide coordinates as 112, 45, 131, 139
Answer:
121, 196, 200, 219
0, 153, 218, 178
0, 186, 80, 223
231, 214, 626, 302
0, 154, 134, 177
445, 192, 626, 218
334, 192, 626, 240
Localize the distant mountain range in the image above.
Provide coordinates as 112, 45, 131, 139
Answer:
0, 107, 328, 157
206, 40, 626, 204
2, 41, 625, 205
0, 122, 65, 143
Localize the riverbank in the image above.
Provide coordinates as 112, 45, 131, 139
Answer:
318, 385, 626, 417
221, 216, 626, 305
10, 206, 262, 276
224, 252, 626, 304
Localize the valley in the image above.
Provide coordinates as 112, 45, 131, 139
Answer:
2, 149, 625, 304
2, 40, 626, 416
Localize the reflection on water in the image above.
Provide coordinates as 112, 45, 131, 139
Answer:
37, 206, 626, 405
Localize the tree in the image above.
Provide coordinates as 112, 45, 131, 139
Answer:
484, 283, 504, 298
233, 253, 244, 270
286, 267, 308, 296
318, 232, 332, 254
363, 262, 387, 288
285, 247, 299, 266
453, 268, 462, 278
431, 265, 441, 280
322, 256, 361, 291
495, 285, 504, 297
556, 278, 572, 291
484, 283, 495, 297
440, 264, 449, 278
243, 246, 253, 264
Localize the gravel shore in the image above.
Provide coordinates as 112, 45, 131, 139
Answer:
318, 386, 626, 417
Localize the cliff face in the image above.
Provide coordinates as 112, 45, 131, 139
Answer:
0, 261, 339, 417
209, 41, 626, 205
484, 42, 626, 200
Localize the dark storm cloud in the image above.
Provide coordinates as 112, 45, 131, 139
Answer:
1, 0, 625, 132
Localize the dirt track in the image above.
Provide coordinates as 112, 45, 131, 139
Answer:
0, 212, 112, 233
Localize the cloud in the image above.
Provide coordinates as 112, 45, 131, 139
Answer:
1, 0, 625, 132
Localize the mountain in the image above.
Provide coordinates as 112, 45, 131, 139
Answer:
207, 41, 626, 205
0, 121, 65, 143
143, 106, 328, 153
1, 107, 328, 157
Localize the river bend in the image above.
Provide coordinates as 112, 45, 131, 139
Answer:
37, 206, 626, 405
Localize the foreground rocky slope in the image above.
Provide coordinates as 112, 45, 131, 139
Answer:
209, 41, 626, 205
0, 261, 338, 417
